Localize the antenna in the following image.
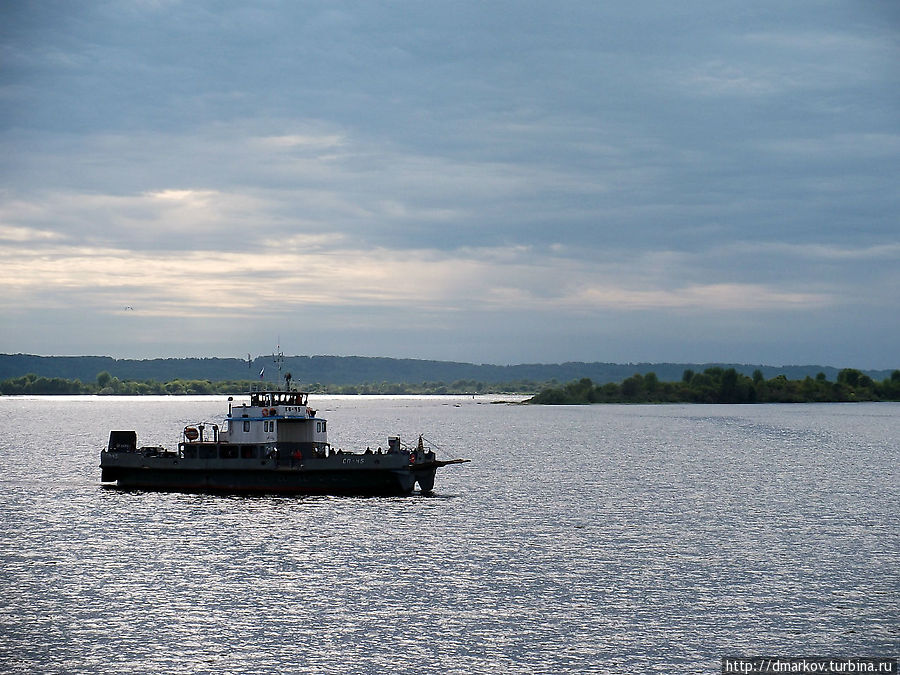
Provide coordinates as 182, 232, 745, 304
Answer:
273, 342, 284, 384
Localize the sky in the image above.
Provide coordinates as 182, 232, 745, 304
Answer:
1, 1, 898, 368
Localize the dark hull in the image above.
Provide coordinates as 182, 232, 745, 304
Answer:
100, 453, 439, 496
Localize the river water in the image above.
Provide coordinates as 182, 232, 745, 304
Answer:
0, 396, 897, 673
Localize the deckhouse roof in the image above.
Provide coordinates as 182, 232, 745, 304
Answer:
248, 390, 309, 406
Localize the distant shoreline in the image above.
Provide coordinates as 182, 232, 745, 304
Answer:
527, 367, 900, 405
3, 366, 900, 403
0, 374, 533, 397
1, 353, 895, 391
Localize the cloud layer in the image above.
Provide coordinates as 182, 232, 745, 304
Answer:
1, 1, 898, 367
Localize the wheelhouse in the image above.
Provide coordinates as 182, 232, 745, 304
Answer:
177, 389, 329, 458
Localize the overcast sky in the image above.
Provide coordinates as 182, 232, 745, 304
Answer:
1, 1, 898, 368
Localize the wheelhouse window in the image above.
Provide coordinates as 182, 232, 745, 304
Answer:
243, 421, 251, 433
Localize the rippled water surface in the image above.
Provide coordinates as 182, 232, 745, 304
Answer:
1, 396, 897, 673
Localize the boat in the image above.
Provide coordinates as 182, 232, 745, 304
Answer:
100, 386, 469, 495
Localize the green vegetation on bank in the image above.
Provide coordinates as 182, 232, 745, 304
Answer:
528, 368, 900, 404
5, 367, 900, 403
0, 372, 537, 396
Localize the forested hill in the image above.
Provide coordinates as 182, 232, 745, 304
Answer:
0, 353, 894, 387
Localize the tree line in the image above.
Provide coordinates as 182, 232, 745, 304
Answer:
0, 372, 537, 396
528, 367, 900, 404
5, 367, 900, 403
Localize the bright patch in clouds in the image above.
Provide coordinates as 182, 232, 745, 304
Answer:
0, 234, 838, 319
148, 189, 211, 202
0, 224, 63, 242
256, 134, 345, 149
575, 283, 827, 312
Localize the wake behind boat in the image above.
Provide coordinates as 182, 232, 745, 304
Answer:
100, 387, 469, 495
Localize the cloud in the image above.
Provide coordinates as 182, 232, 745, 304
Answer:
0, 230, 845, 324
675, 61, 793, 98
726, 241, 900, 262
673, 23, 898, 99
0, 223, 63, 243
254, 134, 346, 150
0, 187, 275, 250
760, 133, 900, 160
